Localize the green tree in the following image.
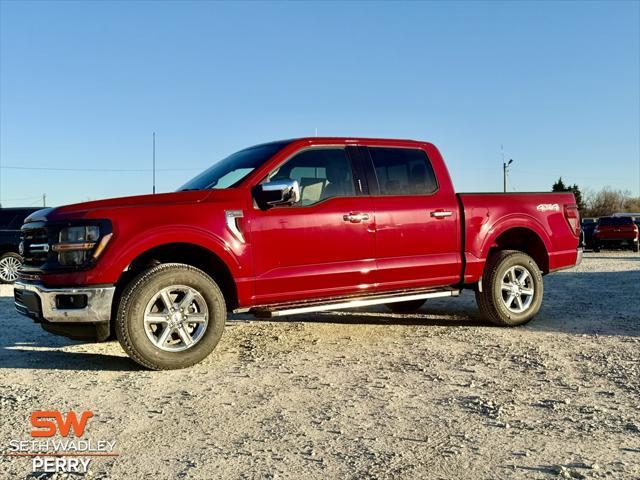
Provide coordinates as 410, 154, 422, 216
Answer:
552, 178, 586, 212
552, 177, 567, 192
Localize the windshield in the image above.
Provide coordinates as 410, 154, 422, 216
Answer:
178, 140, 291, 191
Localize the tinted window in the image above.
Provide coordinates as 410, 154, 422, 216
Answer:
369, 148, 438, 195
267, 148, 355, 206
598, 217, 633, 226
0, 211, 17, 229
179, 141, 291, 191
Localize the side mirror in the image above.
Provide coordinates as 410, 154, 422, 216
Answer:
253, 180, 301, 210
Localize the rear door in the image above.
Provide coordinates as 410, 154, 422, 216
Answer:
362, 146, 461, 290
248, 146, 376, 305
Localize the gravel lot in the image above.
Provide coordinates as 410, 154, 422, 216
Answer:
1, 251, 639, 479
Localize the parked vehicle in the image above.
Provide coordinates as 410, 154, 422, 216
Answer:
0, 208, 40, 283
580, 217, 598, 250
593, 216, 639, 252
14, 138, 581, 369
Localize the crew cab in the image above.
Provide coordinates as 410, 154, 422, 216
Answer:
593, 216, 639, 252
14, 138, 582, 369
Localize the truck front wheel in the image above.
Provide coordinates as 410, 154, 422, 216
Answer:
116, 263, 226, 370
475, 250, 543, 327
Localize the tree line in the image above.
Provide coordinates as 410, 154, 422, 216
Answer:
552, 178, 640, 218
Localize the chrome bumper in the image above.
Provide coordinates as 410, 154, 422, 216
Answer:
14, 281, 115, 323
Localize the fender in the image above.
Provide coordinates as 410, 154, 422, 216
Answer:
463, 213, 552, 284
109, 225, 244, 281
479, 213, 553, 259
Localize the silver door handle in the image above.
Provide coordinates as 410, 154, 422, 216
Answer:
343, 213, 370, 223
430, 210, 453, 218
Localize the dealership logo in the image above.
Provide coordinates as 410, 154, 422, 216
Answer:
30, 411, 94, 438
3, 410, 118, 474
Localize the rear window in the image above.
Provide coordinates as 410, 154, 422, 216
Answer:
368, 148, 438, 196
598, 217, 633, 226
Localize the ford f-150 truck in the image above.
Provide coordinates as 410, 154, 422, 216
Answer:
14, 138, 582, 370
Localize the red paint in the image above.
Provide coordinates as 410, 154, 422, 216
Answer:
30, 137, 580, 308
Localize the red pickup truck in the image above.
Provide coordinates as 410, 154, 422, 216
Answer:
14, 138, 581, 369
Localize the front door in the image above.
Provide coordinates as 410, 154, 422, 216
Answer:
248, 147, 376, 305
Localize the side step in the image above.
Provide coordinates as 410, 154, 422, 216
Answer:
247, 288, 460, 318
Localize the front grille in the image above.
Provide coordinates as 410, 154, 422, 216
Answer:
22, 227, 51, 268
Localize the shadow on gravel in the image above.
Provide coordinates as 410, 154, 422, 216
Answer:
0, 298, 140, 371
265, 270, 640, 337
1, 348, 139, 371
290, 311, 486, 327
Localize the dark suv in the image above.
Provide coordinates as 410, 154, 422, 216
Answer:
0, 208, 40, 283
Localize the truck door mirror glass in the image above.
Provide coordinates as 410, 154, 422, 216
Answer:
253, 180, 301, 210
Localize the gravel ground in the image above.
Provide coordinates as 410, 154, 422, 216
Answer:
0, 251, 638, 479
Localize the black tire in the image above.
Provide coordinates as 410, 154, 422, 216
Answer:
632, 244, 639, 253
0, 252, 22, 284
475, 250, 543, 327
116, 263, 226, 370
385, 299, 426, 313
593, 245, 600, 252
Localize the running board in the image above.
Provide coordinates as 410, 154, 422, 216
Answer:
247, 289, 460, 318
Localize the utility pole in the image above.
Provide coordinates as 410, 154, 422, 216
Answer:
152, 132, 156, 194
43, 194, 46, 207
503, 159, 513, 192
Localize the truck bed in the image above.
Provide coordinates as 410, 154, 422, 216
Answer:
457, 192, 580, 283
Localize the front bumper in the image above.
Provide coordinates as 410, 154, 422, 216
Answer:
14, 281, 115, 323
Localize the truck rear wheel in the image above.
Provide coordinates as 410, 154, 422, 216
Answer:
475, 250, 543, 327
385, 299, 426, 313
116, 263, 226, 370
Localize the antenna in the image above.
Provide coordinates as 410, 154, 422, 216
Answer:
503, 158, 514, 192
152, 132, 156, 194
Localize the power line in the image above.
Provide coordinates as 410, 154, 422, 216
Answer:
0, 165, 201, 172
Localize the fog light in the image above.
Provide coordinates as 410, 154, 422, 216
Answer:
58, 250, 89, 266
55, 294, 88, 309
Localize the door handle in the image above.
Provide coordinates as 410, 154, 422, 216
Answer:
343, 213, 370, 223
430, 210, 453, 219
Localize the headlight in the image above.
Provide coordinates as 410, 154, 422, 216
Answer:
59, 226, 100, 243
52, 225, 112, 266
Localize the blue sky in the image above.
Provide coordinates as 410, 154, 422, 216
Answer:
1, 0, 638, 207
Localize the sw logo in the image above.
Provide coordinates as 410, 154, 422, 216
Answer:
30, 411, 94, 438
6, 410, 117, 475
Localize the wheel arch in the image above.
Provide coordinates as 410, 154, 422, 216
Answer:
116, 242, 239, 311
0, 243, 18, 256
485, 225, 550, 274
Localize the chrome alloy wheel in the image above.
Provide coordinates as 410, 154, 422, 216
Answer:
500, 265, 535, 314
0, 256, 21, 283
143, 285, 209, 352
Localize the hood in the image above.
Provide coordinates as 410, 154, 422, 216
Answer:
25, 190, 240, 223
